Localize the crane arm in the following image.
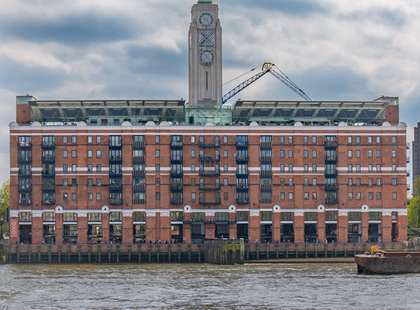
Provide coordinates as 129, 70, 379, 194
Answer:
221, 62, 312, 104
222, 63, 274, 104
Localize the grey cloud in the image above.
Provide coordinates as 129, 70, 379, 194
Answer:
342, 8, 408, 28
0, 56, 67, 92
0, 11, 138, 44
224, 0, 327, 16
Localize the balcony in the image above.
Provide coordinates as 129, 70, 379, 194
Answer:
42, 171, 55, 177
133, 141, 145, 149
170, 141, 183, 149
18, 142, 32, 149
260, 142, 272, 149
109, 143, 122, 149
109, 183, 123, 192
260, 170, 272, 178
199, 154, 220, 162
18, 156, 32, 164
42, 155, 55, 163
170, 169, 183, 177
324, 140, 338, 149
325, 170, 337, 177
133, 169, 145, 177
325, 156, 337, 163
18, 169, 32, 177
326, 198, 337, 205
41, 143, 55, 149
236, 155, 248, 163
170, 156, 183, 163
42, 182, 55, 191
260, 156, 272, 163
235, 141, 248, 149
133, 184, 145, 192
109, 155, 122, 163
110, 198, 123, 205
133, 156, 145, 164
236, 185, 248, 192
199, 183, 221, 191
260, 186, 272, 193
171, 183, 183, 192
171, 198, 183, 205
199, 168, 220, 177
236, 170, 249, 177
109, 171, 122, 177
18, 186, 32, 193
237, 198, 249, 205
325, 184, 337, 191
199, 196, 221, 205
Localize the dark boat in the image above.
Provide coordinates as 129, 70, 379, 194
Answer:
355, 252, 420, 274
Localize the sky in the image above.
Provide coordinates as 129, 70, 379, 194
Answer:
0, 0, 419, 182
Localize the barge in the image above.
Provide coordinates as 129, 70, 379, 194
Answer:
355, 251, 420, 274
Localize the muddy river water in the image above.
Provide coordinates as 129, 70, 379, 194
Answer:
0, 263, 419, 309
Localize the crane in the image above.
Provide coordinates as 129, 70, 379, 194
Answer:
222, 62, 312, 104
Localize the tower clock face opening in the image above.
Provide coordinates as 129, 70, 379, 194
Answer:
199, 13, 213, 26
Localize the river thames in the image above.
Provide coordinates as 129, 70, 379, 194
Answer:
0, 263, 419, 309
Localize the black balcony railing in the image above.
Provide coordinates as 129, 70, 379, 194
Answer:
236, 170, 249, 177
133, 170, 145, 177
236, 155, 248, 162
170, 156, 183, 163
18, 142, 32, 148
325, 184, 337, 191
326, 198, 337, 205
110, 198, 123, 205
42, 171, 55, 177
133, 141, 144, 149
41, 143, 55, 149
235, 141, 248, 149
325, 156, 337, 163
260, 186, 272, 193
133, 156, 145, 164
325, 170, 337, 177
109, 143, 122, 149
42, 182, 55, 191
170, 141, 183, 149
41, 155, 55, 163
18, 169, 32, 177
170, 183, 183, 192
260, 170, 272, 178
170, 169, 183, 177
260, 142, 272, 149
171, 198, 183, 205
109, 171, 122, 177
236, 198, 249, 205
109, 183, 123, 192
109, 156, 122, 163
18, 186, 32, 193
236, 186, 249, 192
260, 156, 272, 163
133, 184, 145, 192
324, 140, 338, 148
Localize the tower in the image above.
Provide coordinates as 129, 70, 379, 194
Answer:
188, 0, 223, 108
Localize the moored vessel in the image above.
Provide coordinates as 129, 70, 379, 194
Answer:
355, 251, 420, 274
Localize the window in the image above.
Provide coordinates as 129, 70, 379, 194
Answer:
376, 192, 382, 200
224, 178, 228, 186
96, 150, 102, 158
304, 150, 308, 158
368, 150, 373, 158
96, 165, 102, 172
71, 136, 77, 144
367, 136, 373, 144
355, 150, 360, 158
288, 192, 294, 200
156, 192, 160, 201
312, 150, 317, 158
356, 192, 361, 200
191, 136, 195, 143
63, 136, 68, 144
280, 192, 285, 200
348, 192, 353, 200
155, 136, 160, 144
224, 150, 228, 158
88, 165, 93, 173
312, 192, 318, 200
312, 178, 317, 186
304, 192, 310, 200
392, 150, 397, 158
279, 136, 285, 145
288, 164, 293, 172
280, 150, 285, 158
71, 192, 77, 201
376, 136, 381, 144
392, 165, 397, 172
392, 178, 398, 186
348, 178, 353, 186
355, 136, 361, 145
368, 192, 374, 200
376, 150, 382, 158
71, 150, 77, 158
223, 164, 228, 172
392, 192, 397, 200
223, 136, 228, 144
288, 150, 293, 158
63, 150, 68, 158
191, 149, 196, 158
347, 136, 352, 145
288, 136, 293, 144
96, 136, 101, 144
96, 178, 102, 186
191, 165, 195, 172
312, 164, 317, 172
87, 150, 93, 158
348, 165, 353, 173
303, 136, 308, 144
155, 149, 160, 158
155, 164, 160, 173
391, 136, 397, 144
88, 136, 93, 144
280, 164, 285, 172
71, 164, 77, 172
304, 165, 309, 172
63, 164, 68, 173
312, 136, 317, 144
88, 192, 93, 201
348, 150, 353, 158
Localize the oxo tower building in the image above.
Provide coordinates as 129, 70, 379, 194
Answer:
9, 0, 408, 246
